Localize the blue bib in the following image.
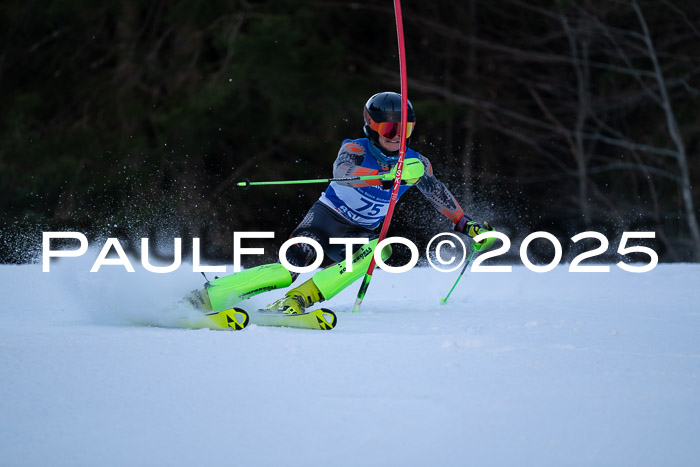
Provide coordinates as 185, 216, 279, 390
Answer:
321, 138, 420, 229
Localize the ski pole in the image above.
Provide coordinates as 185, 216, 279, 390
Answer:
353, 0, 408, 312
440, 245, 478, 305
236, 174, 387, 188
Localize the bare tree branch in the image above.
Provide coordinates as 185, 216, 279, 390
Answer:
632, 0, 700, 259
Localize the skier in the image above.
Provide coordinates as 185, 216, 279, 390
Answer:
188, 92, 495, 314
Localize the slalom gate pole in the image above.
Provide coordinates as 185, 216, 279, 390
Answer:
236, 174, 387, 188
440, 246, 478, 305
353, 0, 408, 312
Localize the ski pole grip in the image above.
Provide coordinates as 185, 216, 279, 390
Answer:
238, 178, 251, 189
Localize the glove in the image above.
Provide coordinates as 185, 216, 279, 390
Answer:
380, 158, 425, 189
455, 215, 496, 251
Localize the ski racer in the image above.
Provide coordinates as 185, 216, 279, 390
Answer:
187, 92, 496, 314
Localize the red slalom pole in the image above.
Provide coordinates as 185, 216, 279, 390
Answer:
353, 0, 409, 312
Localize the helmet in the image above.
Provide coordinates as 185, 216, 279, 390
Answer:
363, 92, 416, 164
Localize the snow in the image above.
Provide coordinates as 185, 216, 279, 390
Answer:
1, 253, 699, 466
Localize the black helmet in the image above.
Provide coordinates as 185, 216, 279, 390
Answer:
363, 92, 416, 164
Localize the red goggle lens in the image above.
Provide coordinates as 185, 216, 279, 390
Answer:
374, 121, 415, 140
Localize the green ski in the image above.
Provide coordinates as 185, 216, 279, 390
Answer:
204, 307, 337, 331
181, 263, 340, 331
180, 308, 250, 331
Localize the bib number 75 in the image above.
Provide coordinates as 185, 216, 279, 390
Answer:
356, 198, 383, 216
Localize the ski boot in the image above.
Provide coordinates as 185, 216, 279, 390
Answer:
181, 288, 213, 312
180, 263, 293, 313
268, 278, 324, 315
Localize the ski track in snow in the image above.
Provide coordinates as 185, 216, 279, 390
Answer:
1, 253, 699, 467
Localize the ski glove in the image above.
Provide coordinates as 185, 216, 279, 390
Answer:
380, 158, 425, 189
455, 215, 496, 251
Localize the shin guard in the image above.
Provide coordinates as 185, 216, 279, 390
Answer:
206, 263, 293, 311
312, 239, 391, 301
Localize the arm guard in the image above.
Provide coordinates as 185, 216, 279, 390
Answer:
332, 141, 382, 187
415, 154, 465, 224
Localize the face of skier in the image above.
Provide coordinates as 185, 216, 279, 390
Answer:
378, 134, 401, 153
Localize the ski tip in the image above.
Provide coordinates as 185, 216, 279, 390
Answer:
318, 308, 337, 330
204, 307, 250, 331
231, 307, 250, 330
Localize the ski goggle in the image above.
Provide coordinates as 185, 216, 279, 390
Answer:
369, 120, 415, 140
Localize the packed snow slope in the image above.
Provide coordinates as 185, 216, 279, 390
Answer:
1, 254, 699, 467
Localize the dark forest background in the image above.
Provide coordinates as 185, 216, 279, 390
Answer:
1, 0, 699, 265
